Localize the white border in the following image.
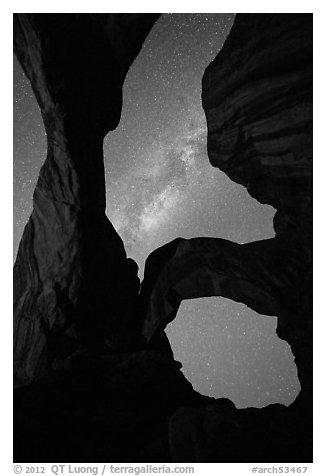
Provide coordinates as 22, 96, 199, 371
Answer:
2, 2, 324, 473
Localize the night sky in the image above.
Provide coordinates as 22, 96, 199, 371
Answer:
13, 13, 300, 408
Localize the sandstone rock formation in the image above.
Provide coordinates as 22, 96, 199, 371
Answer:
203, 14, 312, 217
14, 13, 313, 463
202, 14, 312, 403
14, 14, 159, 387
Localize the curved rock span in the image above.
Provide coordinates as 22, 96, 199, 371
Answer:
14, 14, 312, 462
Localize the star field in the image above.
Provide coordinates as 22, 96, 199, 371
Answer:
13, 13, 300, 408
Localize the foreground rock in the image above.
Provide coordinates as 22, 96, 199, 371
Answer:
14, 349, 198, 462
14, 348, 311, 463
14, 14, 159, 387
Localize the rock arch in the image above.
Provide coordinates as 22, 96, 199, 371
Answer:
140, 14, 312, 405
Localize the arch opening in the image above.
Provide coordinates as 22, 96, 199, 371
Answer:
103, 13, 276, 279
165, 297, 300, 409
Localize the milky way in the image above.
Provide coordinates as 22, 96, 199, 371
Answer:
13, 13, 300, 408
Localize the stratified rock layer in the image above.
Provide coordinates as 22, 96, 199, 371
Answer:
14, 14, 159, 387
202, 13, 312, 399
203, 14, 312, 215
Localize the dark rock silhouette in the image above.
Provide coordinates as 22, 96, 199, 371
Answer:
14, 13, 159, 387
13, 13, 312, 462
202, 15, 312, 403
203, 14, 312, 216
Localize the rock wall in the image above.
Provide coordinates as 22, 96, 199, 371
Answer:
202, 14, 312, 219
202, 13, 313, 401
13, 14, 159, 387
202, 14, 313, 281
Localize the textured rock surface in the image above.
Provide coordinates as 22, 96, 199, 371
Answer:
202, 13, 313, 401
13, 14, 159, 387
202, 14, 312, 220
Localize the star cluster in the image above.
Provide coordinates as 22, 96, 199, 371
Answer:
13, 13, 300, 407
